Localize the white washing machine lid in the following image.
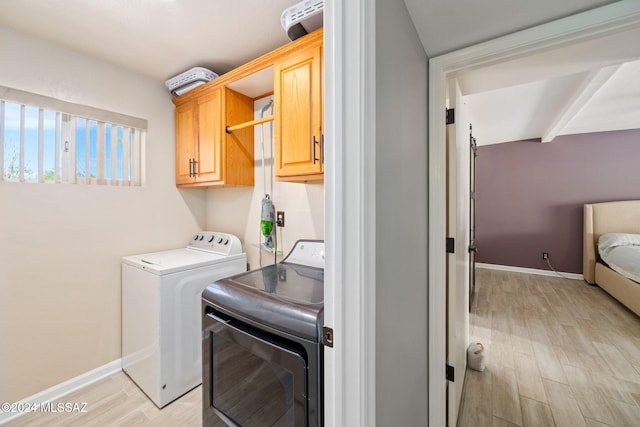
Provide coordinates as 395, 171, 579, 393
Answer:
122, 248, 245, 275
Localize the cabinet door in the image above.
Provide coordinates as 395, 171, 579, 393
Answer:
275, 43, 323, 178
175, 102, 196, 185
195, 89, 223, 183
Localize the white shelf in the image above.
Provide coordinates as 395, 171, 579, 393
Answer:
251, 242, 283, 255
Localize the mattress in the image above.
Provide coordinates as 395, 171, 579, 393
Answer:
598, 233, 640, 283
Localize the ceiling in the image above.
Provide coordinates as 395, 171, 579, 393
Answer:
458, 25, 640, 145
0, 0, 296, 83
404, 0, 619, 58
405, 0, 640, 146
0, 0, 637, 145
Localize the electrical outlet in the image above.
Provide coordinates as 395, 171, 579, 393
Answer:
276, 211, 285, 227
542, 252, 549, 260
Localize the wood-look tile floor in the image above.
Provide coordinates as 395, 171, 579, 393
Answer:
458, 268, 640, 427
4, 373, 209, 427
7, 269, 640, 427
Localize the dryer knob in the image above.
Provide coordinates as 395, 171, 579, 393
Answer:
199, 235, 204, 240
218, 238, 223, 244
224, 239, 229, 245
193, 235, 199, 240
208, 235, 215, 243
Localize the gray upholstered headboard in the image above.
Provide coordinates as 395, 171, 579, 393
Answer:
583, 200, 640, 283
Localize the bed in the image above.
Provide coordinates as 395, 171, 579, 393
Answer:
583, 200, 640, 317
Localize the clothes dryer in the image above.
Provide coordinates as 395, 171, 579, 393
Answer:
202, 240, 324, 426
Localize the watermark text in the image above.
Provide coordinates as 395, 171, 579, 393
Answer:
1, 401, 88, 413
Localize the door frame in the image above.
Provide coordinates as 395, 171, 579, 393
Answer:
324, 0, 377, 426
428, 2, 640, 425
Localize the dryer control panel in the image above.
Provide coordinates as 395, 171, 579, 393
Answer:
283, 240, 324, 269
188, 232, 243, 256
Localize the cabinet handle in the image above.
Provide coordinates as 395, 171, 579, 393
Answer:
321, 134, 324, 164
192, 159, 198, 176
189, 159, 193, 177
313, 136, 319, 165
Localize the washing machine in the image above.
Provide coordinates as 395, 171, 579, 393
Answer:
122, 231, 246, 408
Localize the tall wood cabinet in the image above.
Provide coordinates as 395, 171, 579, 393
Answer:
274, 39, 323, 181
174, 87, 253, 187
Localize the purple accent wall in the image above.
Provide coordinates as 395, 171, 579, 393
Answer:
475, 129, 640, 274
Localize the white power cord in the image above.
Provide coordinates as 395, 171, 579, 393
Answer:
545, 257, 577, 281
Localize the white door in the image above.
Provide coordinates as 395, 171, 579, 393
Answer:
446, 78, 471, 426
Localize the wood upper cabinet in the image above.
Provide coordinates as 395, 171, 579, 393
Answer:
175, 101, 197, 185
274, 38, 323, 181
173, 28, 323, 187
196, 90, 223, 183
174, 87, 253, 187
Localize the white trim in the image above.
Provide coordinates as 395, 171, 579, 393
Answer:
0, 359, 122, 425
428, 2, 640, 426
324, 0, 376, 425
476, 262, 584, 281
428, 46, 448, 427
361, 0, 377, 425
323, 1, 342, 425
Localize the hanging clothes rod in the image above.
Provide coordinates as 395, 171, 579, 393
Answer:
226, 115, 275, 134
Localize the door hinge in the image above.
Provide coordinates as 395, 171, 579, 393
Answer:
446, 237, 455, 253
446, 108, 455, 125
446, 364, 455, 382
322, 326, 334, 348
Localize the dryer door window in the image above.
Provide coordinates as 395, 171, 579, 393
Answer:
203, 310, 307, 427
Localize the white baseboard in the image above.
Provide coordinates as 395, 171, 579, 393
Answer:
0, 359, 122, 425
476, 262, 584, 281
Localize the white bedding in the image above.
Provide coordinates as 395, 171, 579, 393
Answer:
598, 233, 640, 283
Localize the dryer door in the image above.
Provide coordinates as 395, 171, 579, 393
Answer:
203, 308, 307, 427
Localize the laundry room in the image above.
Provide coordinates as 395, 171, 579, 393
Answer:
5, 0, 633, 425
0, 0, 324, 424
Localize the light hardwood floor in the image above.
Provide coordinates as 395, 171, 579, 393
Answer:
4, 373, 207, 427
459, 268, 640, 427
6, 268, 640, 426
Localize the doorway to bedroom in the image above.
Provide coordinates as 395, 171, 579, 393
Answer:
432, 5, 640, 426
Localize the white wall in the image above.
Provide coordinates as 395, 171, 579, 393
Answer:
375, 0, 429, 424
204, 96, 324, 268
0, 25, 206, 402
